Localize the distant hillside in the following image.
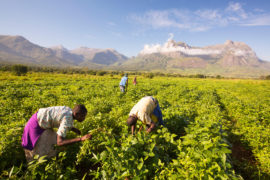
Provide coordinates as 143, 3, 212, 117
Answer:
118, 39, 270, 78
0, 35, 270, 78
0, 35, 128, 68
71, 47, 128, 66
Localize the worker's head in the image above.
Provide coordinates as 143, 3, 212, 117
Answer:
73, 104, 87, 122
124, 73, 128, 77
127, 115, 138, 135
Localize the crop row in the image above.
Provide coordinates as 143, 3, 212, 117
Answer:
216, 81, 270, 177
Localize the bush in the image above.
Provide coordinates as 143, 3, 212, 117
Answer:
144, 73, 154, 79
11, 65, 28, 76
194, 74, 206, 78
96, 71, 107, 76
265, 75, 270, 80
216, 75, 222, 79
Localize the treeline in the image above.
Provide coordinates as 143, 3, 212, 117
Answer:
0, 64, 216, 78
2, 64, 269, 79
259, 75, 270, 80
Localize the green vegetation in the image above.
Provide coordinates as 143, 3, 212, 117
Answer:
2, 63, 270, 79
11, 64, 28, 76
0, 72, 269, 179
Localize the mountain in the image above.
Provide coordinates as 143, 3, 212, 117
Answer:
137, 39, 261, 66
50, 45, 84, 65
0, 35, 127, 67
119, 39, 270, 77
0, 35, 270, 77
71, 47, 128, 65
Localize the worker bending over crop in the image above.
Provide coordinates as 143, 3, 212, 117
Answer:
21, 105, 92, 161
127, 96, 164, 135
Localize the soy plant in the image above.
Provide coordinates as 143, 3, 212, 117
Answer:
24, 152, 77, 180
92, 127, 178, 179
75, 127, 114, 177
0, 121, 25, 174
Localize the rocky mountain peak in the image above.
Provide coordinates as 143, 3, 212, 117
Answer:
223, 40, 250, 49
2, 35, 27, 42
176, 41, 190, 49
138, 38, 262, 68
224, 40, 234, 46
0, 35, 30, 45
105, 48, 115, 52
50, 45, 69, 52
164, 39, 190, 49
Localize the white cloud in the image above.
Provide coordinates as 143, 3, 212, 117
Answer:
226, 2, 247, 19
140, 33, 221, 55
226, 2, 242, 12
131, 10, 189, 29
195, 9, 221, 20
130, 2, 270, 32
242, 15, 270, 26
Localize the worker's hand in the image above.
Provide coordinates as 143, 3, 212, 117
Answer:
138, 125, 143, 132
146, 122, 156, 133
81, 134, 92, 141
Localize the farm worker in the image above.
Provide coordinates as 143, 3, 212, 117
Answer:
21, 105, 92, 162
127, 96, 164, 135
119, 73, 128, 92
133, 76, 137, 85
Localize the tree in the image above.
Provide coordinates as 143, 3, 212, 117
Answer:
216, 75, 222, 79
96, 71, 107, 76
12, 64, 28, 76
194, 74, 206, 78
265, 75, 270, 80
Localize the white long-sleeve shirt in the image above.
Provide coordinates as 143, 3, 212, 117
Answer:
37, 106, 73, 138
129, 96, 157, 125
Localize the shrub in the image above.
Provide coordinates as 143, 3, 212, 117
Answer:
11, 65, 28, 76
216, 75, 222, 79
144, 73, 154, 79
265, 75, 270, 80
96, 71, 107, 76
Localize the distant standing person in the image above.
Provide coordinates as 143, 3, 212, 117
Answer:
133, 76, 137, 85
127, 96, 164, 135
21, 105, 92, 162
119, 73, 128, 92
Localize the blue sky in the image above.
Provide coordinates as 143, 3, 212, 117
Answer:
1, 0, 270, 60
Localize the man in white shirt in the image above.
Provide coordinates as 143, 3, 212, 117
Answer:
22, 104, 92, 161
127, 96, 164, 135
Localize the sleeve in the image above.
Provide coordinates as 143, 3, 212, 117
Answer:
57, 114, 73, 138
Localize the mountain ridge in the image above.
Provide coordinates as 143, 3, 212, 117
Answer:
0, 35, 270, 77
0, 35, 128, 67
